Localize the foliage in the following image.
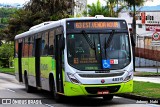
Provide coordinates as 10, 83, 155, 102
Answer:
85, 0, 126, 17
0, 8, 17, 18
0, 43, 14, 68
124, 0, 145, 38
86, 0, 109, 17
24, 0, 72, 22
0, 8, 17, 29
105, 0, 117, 17
124, 0, 144, 7
0, 0, 73, 68
86, 0, 145, 17
0, 0, 73, 41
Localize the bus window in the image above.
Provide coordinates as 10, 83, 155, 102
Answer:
48, 29, 54, 56
22, 39, 24, 57
67, 33, 131, 70
29, 36, 34, 57
15, 40, 18, 58
25, 38, 29, 57
22, 38, 29, 57
67, 34, 101, 70
41, 32, 49, 56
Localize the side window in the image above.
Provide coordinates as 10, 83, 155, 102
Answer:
22, 38, 29, 57
41, 31, 49, 56
41, 32, 45, 55
22, 39, 25, 57
24, 38, 29, 57
49, 29, 55, 56
15, 40, 18, 58
29, 36, 34, 57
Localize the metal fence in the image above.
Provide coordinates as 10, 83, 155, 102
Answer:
135, 36, 160, 67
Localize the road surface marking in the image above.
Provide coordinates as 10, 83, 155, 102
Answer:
44, 104, 54, 107
7, 88, 15, 93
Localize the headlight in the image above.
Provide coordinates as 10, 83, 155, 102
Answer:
67, 73, 81, 84
124, 70, 133, 82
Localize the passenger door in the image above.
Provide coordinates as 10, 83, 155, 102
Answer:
55, 27, 64, 93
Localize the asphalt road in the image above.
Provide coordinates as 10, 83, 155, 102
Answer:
0, 73, 159, 107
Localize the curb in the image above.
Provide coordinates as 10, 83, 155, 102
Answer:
134, 75, 160, 77
118, 93, 160, 104
0, 72, 15, 76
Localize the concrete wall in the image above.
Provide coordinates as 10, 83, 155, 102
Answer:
135, 57, 160, 67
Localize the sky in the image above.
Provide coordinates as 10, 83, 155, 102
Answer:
88, 0, 160, 6
0, 0, 29, 4
0, 0, 159, 6
144, 0, 160, 6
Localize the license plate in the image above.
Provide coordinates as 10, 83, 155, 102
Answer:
97, 90, 109, 95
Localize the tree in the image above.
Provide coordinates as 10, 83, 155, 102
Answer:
86, 0, 126, 17
0, 43, 14, 68
0, 9, 33, 41
0, 8, 17, 18
105, 0, 117, 17
0, 0, 73, 41
24, 0, 72, 21
86, 0, 109, 17
0, 0, 73, 67
124, 0, 145, 37
0, 8, 17, 29
124, 0, 144, 7
105, 0, 126, 17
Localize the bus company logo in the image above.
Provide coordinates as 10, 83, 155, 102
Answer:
2, 99, 11, 104
101, 79, 105, 83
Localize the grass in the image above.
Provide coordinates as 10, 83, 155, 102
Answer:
134, 71, 160, 76
132, 81, 160, 98
0, 67, 15, 75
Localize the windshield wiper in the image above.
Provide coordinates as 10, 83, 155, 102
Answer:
105, 30, 115, 49
82, 30, 95, 50
104, 30, 115, 58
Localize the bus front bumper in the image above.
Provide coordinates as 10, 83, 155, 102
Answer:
63, 80, 133, 96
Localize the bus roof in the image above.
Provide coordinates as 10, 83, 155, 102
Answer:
64, 16, 126, 21
15, 17, 126, 40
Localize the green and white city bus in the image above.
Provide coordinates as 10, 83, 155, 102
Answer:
15, 16, 134, 101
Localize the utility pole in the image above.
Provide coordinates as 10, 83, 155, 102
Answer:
133, 0, 136, 39
117, 0, 118, 17
132, 0, 136, 72
72, 0, 74, 16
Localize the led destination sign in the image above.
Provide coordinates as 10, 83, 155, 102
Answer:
75, 22, 120, 29
67, 20, 127, 30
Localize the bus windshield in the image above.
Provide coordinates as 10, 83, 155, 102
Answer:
67, 32, 131, 71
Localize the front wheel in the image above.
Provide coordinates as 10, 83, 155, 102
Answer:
103, 95, 113, 101
24, 74, 34, 93
49, 78, 63, 102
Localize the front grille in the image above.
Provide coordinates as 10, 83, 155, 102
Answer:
79, 72, 124, 78
85, 85, 120, 94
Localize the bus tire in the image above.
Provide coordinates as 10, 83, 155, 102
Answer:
24, 73, 33, 93
49, 75, 63, 102
103, 95, 113, 101
54, 93, 64, 103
